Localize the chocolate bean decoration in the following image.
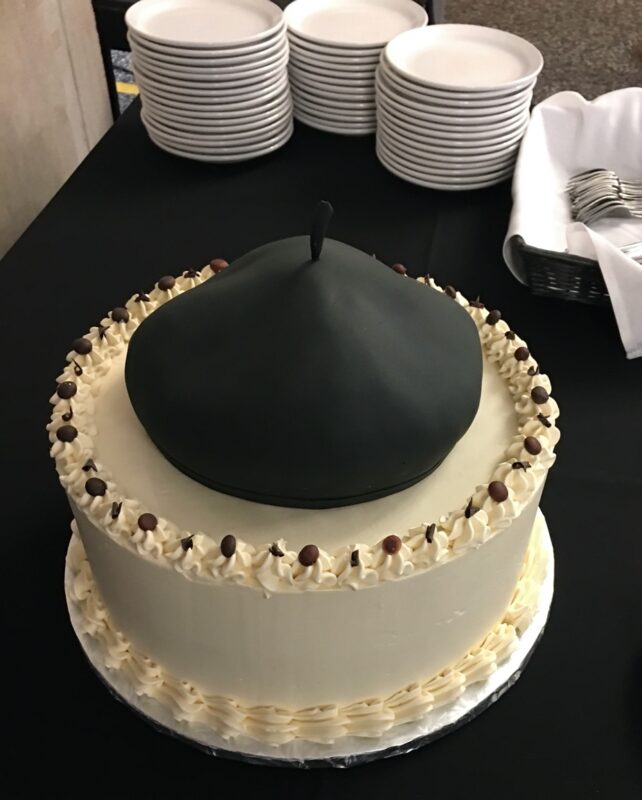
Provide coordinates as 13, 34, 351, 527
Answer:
486, 309, 502, 325
157, 276, 176, 291
184, 269, 199, 278
220, 534, 237, 558
56, 381, 77, 400
383, 534, 402, 555
391, 263, 407, 275
209, 258, 229, 273
85, 477, 107, 497
531, 386, 549, 404
524, 436, 542, 455
488, 481, 509, 502
56, 425, 77, 443
72, 337, 92, 355
505, 331, 516, 340
111, 307, 129, 323
298, 544, 319, 567
135, 293, 150, 303
138, 513, 158, 532
444, 285, 457, 299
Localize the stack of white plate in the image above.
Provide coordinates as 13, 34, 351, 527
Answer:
284, 0, 427, 135
125, 0, 293, 162
376, 24, 543, 190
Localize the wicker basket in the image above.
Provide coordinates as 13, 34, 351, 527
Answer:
507, 235, 610, 306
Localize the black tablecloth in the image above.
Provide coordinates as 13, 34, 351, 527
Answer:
3, 102, 640, 797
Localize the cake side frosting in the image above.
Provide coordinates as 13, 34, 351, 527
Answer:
47, 267, 560, 594
66, 513, 548, 746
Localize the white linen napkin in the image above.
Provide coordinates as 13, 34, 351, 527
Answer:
503, 88, 642, 359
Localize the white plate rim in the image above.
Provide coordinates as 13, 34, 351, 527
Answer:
376, 123, 521, 163
376, 102, 529, 137
293, 109, 376, 134
128, 33, 287, 68
288, 62, 375, 87
384, 24, 543, 93
137, 73, 289, 107
132, 43, 288, 79
140, 92, 292, 122
377, 143, 514, 186
375, 117, 527, 154
284, 0, 427, 49
134, 63, 288, 95
288, 69, 375, 97
145, 118, 294, 153
126, 0, 285, 49
292, 95, 376, 122
288, 41, 380, 67
290, 85, 375, 111
132, 52, 288, 87
142, 108, 292, 142
127, 26, 286, 57
149, 126, 294, 161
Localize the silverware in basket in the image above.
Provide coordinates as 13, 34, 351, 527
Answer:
567, 169, 642, 224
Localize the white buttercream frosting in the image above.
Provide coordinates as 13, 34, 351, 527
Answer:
49, 271, 559, 592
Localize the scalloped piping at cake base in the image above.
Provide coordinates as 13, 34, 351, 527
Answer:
66, 516, 547, 747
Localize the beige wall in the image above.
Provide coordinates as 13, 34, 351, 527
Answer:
0, 0, 112, 258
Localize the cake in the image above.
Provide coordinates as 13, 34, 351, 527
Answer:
50, 205, 559, 761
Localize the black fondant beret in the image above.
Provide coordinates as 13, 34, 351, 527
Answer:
125, 221, 482, 508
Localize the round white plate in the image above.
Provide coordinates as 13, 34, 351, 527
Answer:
378, 131, 517, 174
289, 53, 376, 78
127, 27, 286, 58
141, 92, 291, 124
287, 28, 382, 57
377, 143, 514, 185
142, 102, 291, 134
376, 116, 526, 155
377, 122, 521, 163
289, 68, 374, 98
284, 0, 426, 49
145, 118, 293, 153
291, 85, 375, 111
377, 141, 515, 180
288, 63, 375, 88
132, 42, 288, 80
149, 125, 293, 161
376, 76, 531, 123
127, 30, 286, 65
133, 51, 288, 86
378, 64, 533, 111
142, 108, 291, 143
384, 25, 543, 93
289, 41, 380, 68
294, 108, 375, 135
126, 0, 285, 48
292, 94, 376, 123
377, 148, 513, 190
376, 102, 530, 139
135, 64, 288, 96
138, 77, 289, 112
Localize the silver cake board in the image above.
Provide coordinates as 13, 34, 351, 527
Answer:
65, 511, 554, 769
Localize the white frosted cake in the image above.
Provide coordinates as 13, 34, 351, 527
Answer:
50, 221, 559, 760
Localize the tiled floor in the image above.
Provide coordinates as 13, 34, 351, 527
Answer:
112, 2, 642, 112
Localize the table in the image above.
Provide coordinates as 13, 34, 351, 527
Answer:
3, 101, 640, 797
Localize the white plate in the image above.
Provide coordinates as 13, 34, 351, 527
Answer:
132, 42, 288, 80
126, 0, 284, 48
378, 63, 533, 111
128, 32, 286, 67
289, 68, 375, 98
293, 108, 375, 135
377, 148, 513, 190
127, 27, 285, 58
287, 29, 382, 57
149, 125, 293, 161
145, 117, 293, 152
288, 41, 380, 68
292, 94, 376, 123
138, 73, 289, 110
377, 100, 529, 137
378, 131, 517, 174
377, 122, 521, 163
290, 75, 375, 102
141, 91, 291, 123
142, 108, 291, 144
384, 25, 543, 93
284, 0, 426, 49
132, 51, 288, 86
289, 53, 376, 78
135, 63, 288, 96
127, 30, 286, 64
291, 85, 375, 111
376, 119, 526, 156
376, 101, 530, 139
142, 102, 292, 134
288, 63, 375, 88
377, 140, 515, 180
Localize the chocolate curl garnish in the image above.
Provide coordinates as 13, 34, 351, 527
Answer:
425, 523, 436, 543
350, 549, 360, 567
135, 292, 150, 303
505, 331, 516, 340
98, 324, 110, 340
469, 296, 485, 309
181, 535, 194, 551
512, 461, 532, 470
464, 498, 480, 518
528, 365, 540, 376
82, 459, 97, 472
537, 413, 552, 428
72, 360, 83, 376
110, 501, 122, 519
310, 201, 334, 262
62, 408, 73, 422
269, 543, 284, 557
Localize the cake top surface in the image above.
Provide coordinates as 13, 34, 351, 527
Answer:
124, 203, 483, 508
